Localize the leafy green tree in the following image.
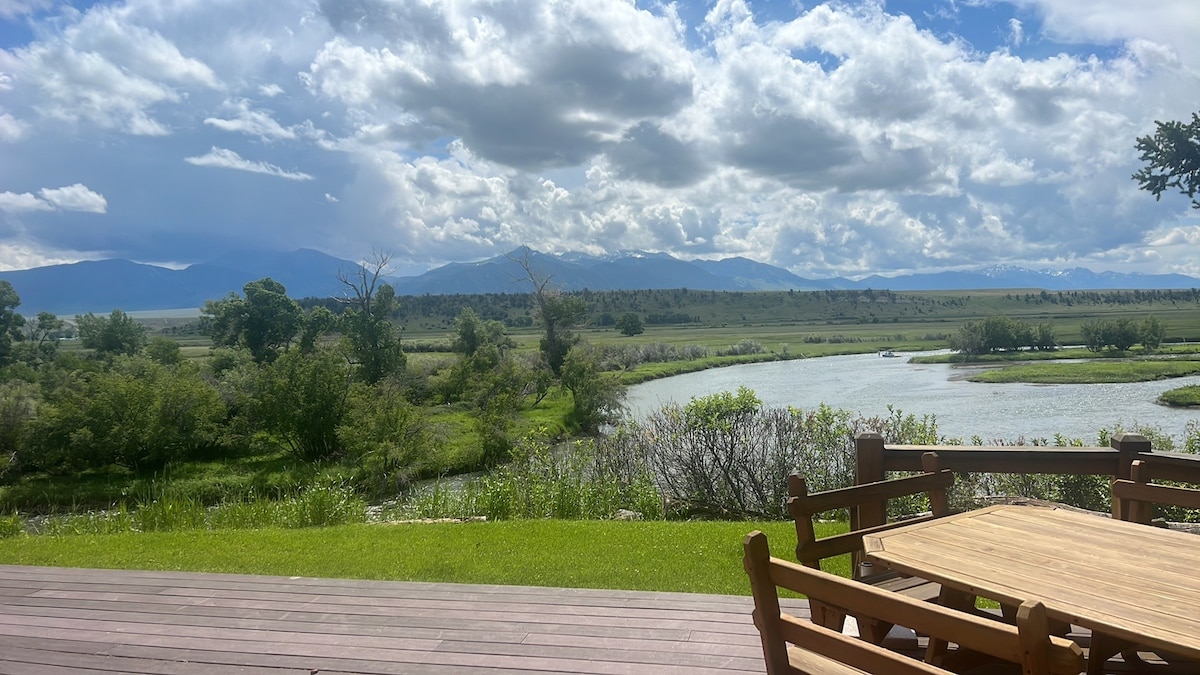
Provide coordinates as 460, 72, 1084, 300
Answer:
1133, 112, 1200, 209
616, 312, 644, 337
145, 336, 183, 365
25, 312, 64, 347
249, 349, 350, 461
202, 278, 301, 363
949, 321, 985, 356
560, 343, 626, 432
338, 252, 406, 384
0, 281, 25, 365
1032, 322, 1057, 351
980, 315, 1019, 352
451, 307, 511, 358
1081, 318, 1141, 352
1080, 320, 1106, 352
76, 309, 146, 356
1141, 316, 1166, 351
298, 306, 336, 354
1109, 317, 1141, 351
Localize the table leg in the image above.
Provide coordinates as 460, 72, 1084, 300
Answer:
925, 587, 976, 665
1088, 631, 1136, 675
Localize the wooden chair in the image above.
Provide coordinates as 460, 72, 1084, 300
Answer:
788, 452, 952, 643
1112, 459, 1200, 525
1092, 460, 1200, 674
743, 531, 1085, 675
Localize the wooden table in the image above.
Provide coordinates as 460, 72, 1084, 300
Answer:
863, 504, 1200, 672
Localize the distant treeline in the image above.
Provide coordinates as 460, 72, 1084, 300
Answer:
297, 287, 1200, 335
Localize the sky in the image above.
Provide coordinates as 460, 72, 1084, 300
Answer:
0, 0, 1198, 280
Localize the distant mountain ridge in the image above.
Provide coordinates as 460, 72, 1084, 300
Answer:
1, 248, 1197, 316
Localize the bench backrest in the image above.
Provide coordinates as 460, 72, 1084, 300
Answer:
788, 452, 951, 575
743, 531, 1084, 675
1113, 459, 1200, 524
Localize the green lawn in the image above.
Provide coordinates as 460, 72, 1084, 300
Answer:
0, 520, 846, 596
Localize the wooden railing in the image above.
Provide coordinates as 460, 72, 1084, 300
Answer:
853, 431, 1200, 525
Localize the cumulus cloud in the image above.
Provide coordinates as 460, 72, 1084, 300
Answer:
304, 0, 695, 170
0, 4, 221, 135
0, 183, 107, 213
1, 0, 1198, 277
184, 146, 314, 181
0, 112, 27, 141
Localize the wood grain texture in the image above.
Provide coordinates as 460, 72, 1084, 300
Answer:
864, 505, 1200, 663
0, 564, 787, 674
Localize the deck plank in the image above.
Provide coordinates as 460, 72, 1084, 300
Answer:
0, 565, 779, 674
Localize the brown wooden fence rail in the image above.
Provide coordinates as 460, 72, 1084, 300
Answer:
853, 432, 1200, 527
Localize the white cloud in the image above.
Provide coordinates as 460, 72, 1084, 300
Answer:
39, 183, 108, 213
0, 191, 54, 212
0, 0, 52, 20
0, 112, 27, 141
204, 99, 298, 141
1002, 0, 1200, 66
184, 146, 314, 181
0, 3, 218, 135
1008, 18, 1024, 47
0, 183, 107, 213
1, 0, 1198, 277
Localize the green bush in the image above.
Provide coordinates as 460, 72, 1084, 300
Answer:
17, 357, 226, 473
339, 381, 437, 495
247, 349, 350, 461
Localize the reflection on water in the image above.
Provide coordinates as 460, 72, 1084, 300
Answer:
625, 351, 1200, 444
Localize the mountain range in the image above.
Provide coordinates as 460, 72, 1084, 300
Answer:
1, 248, 1197, 316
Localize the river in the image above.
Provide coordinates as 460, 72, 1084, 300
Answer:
625, 351, 1200, 445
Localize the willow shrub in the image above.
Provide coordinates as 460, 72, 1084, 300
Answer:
597, 388, 942, 520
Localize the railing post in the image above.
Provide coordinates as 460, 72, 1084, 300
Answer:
855, 432, 887, 530
1112, 433, 1150, 481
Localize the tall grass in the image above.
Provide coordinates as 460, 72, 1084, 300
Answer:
392, 431, 663, 521
19, 479, 366, 537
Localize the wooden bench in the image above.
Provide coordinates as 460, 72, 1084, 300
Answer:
788, 452, 951, 643
743, 531, 1085, 675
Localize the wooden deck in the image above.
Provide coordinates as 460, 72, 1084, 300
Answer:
0, 564, 787, 674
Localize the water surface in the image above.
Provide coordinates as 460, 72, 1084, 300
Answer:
626, 352, 1200, 444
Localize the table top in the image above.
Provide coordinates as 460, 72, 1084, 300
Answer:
863, 504, 1200, 660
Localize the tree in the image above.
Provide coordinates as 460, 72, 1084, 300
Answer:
298, 306, 336, 354
510, 248, 586, 376
1080, 320, 1106, 353
1133, 112, 1200, 209
25, 311, 64, 348
0, 281, 25, 365
616, 312, 644, 337
1141, 316, 1166, 351
145, 336, 182, 365
560, 344, 626, 432
249, 349, 350, 461
948, 321, 985, 357
76, 309, 146, 356
338, 251, 406, 384
1109, 317, 1140, 351
202, 278, 301, 363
